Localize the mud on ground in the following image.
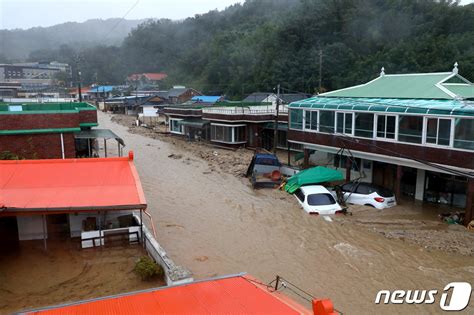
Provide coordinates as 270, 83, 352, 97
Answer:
111, 114, 474, 256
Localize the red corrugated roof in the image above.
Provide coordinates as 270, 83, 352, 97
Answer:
127, 73, 168, 81
23, 274, 312, 314
0, 153, 146, 214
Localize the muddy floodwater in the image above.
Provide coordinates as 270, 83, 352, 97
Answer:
98, 112, 474, 314
14, 111, 471, 314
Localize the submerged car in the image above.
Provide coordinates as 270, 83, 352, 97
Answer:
337, 182, 396, 209
293, 185, 343, 215
246, 153, 282, 188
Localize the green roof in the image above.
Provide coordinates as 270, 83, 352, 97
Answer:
0, 102, 96, 114
289, 97, 474, 117
321, 72, 474, 100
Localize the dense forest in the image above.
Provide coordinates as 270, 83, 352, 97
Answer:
5, 0, 474, 98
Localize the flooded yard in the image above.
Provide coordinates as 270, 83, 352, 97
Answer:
0, 241, 164, 314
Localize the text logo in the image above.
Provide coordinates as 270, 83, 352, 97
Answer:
375, 282, 472, 311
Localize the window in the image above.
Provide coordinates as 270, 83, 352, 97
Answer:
426, 118, 451, 146
341, 183, 356, 192
234, 126, 246, 142
354, 113, 374, 138
211, 124, 246, 143
170, 119, 183, 134
307, 193, 337, 206
319, 111, 335, 133
304, 110, 318, 130
336, 112, 353, 135
454, 118, 474, 150
277, 130, 287, 148
398, 115, 423, 144
290, 109, 303, 130
376, 115, 396, 139
294, 189, 305, 202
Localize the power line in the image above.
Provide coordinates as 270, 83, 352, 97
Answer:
103, 0, 140, 42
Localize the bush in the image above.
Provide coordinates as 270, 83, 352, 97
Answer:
134, 256, 164, 281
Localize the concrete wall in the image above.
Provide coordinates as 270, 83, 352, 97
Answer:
17, 216, 47, 240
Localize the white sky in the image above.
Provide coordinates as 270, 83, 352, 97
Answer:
0, 0, 473, 30
0, 0, 245, 30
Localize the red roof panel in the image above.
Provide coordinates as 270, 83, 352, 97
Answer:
0, 154, 146, 213
24, 275, 311, 314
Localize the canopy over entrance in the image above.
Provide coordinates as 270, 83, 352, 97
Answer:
285, 166, 344, 194
0, 152, 146, 215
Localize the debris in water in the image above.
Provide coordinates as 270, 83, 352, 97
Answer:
168, 154, 183, 160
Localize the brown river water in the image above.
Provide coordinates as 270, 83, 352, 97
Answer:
100, 112, 474, 314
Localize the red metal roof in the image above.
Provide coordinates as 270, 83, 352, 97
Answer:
23, 274, 313, 314
127, 73, 168, 81
0, 152, 146, 214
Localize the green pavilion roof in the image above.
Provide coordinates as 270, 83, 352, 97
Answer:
0, 102, 96, 114
320, 71, 474, 100
289, 97, 474, 117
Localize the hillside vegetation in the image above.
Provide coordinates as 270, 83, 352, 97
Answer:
5, 0, 474, 97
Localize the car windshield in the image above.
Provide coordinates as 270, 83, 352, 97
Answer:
307, 193, 336, 206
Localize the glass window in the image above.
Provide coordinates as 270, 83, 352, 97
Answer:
277, 130, 287, 148
307, 193, 337, 206
376, 115, 396, 139
454, 118, 474, 150
290, 109, 303, 130
295, 189, 305, 202
304, 110, 318, 130
319, 110, 335, 133
234, 126, 246, 142
426, 118, 451, 146
398, 115, 423, 144
170, 120, 183, 134
336, 112, 353, 134
355, 113, 373, 138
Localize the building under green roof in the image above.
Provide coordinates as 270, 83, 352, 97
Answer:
320, 64, 474, 100
290, 97, 474, 117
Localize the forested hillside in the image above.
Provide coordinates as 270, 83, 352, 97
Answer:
8, 0, 474, 98
0, 18, 144, 60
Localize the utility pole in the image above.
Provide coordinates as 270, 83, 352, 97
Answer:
318, 49, 323, 93
75, 56, 83, 102
273, 84, 280, 154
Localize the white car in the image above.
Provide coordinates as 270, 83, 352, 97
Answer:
337, 182, 397, 209
293, 185, 343, 215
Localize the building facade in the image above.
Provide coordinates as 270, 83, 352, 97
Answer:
287, 65, 474, 223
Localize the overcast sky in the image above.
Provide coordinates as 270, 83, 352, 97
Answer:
0, 0, 245, 30
1, 0, 473, 30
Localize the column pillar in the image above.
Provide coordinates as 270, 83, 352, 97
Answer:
394, 165, 403, 202
345, 158, 352, 182
303, 149, 310, 169
415, 169, 426, 201
465, 178, 474, 226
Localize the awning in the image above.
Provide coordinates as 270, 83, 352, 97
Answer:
75, 129, 125, 146
21, 274, 313, 314
0, 153, 146, 214
285, 166, 344, 194
177, 119, 209, 128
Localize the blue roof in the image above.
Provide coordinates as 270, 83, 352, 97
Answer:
90, 86, 115, 93
191, 96, 221, 103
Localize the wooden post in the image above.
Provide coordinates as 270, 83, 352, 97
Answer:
42, 215, 47, 251
104, 139, 107, 158
465, 178, 474, 226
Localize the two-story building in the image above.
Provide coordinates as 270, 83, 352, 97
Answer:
287, 64, 474, 223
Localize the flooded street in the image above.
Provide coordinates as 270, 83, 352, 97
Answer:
100, 112, 474, 314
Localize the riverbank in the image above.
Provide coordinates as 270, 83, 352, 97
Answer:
111, 113, 474, 257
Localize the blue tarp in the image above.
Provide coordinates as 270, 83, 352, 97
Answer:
90, 86, 114, 93
191, 96, 221, 103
